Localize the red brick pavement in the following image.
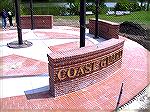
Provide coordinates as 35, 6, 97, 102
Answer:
0, 37, 149, 111
49, 40, 94, 52
0, 28, 80, 41
33, 31, 80, 39
0, 54, 48, 78
0, 68, 148, 111
0, 30, 29, 41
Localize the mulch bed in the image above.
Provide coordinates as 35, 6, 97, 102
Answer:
119, 22, 150, 51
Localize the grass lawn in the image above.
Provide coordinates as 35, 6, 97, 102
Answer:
99, 11, 150, 27
54, 11, 150, 27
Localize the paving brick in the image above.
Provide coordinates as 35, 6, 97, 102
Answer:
0, 54, 48, 78
49, 40, 94, 52
0, 27, 149, 111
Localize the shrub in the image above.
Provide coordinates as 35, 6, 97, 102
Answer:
86, 3, 108, 14
20, 4, 66, 16
86, 3, 95, 13
33, 6, 61, 15
99, 4, 108, 14
0, 0, 14, 13
20, 4, 30, 15
67, 3, 80, 15
115, 2, 140, 12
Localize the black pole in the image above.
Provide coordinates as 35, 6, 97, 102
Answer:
80, 0, 86, 48
30, 0, 34, 30
146, 0, 150, 11
15, 0, 23, 45
95, 0, 99, 38
115, 83, 124, 111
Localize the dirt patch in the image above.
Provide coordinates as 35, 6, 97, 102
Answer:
119, 22, 150, 51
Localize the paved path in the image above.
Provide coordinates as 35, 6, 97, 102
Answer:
0, 26, 149, 111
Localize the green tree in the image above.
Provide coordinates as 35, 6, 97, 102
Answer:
65, 0, 80, 15
0, 0, 14, 12
115, 0, 140, 11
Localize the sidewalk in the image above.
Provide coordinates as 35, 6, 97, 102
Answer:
0, 26, 149, 111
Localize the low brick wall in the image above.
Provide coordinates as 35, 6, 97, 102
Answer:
20, 15, 53, 29
89, 19, 120, 39
47, 39, 124, 97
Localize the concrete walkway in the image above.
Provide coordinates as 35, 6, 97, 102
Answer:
0, 26, 149, 111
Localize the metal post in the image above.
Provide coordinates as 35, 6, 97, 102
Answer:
95, 0, 99, 38
115, 83, 124, 111
146, 0, 150, 11
80, 0, 86, 48
30, 0, 34, 30
15, 0, 23, 45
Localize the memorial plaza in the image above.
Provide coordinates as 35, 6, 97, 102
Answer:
0, 24, 150, 111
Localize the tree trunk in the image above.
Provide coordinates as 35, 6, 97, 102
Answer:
146, 0, 150, 11
141, 2, 143, 7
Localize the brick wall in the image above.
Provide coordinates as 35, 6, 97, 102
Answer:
20, 15, 53, 29
89, 19, 120, 39
47, 39, 124, 97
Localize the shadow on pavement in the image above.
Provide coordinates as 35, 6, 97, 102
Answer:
24, 85, 54, 100
0, 73, 49, 79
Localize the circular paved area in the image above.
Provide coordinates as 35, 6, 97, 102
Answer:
0, 26, 149, 111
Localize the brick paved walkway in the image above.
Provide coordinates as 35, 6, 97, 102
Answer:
0, 27, 149, 111
0, 54, 48, 78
